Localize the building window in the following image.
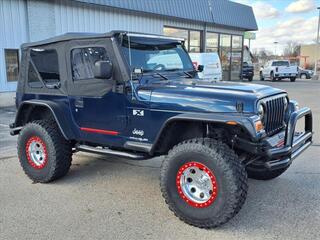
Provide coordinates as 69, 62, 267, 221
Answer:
206, 32, 219, 53
71, 47, 109, 80
231, 35, 243, 80
163, 27, 201, 53
5, 49, 19, 82
189, 30, 201, 53
29, 49, 60, 86
232, 35, 243, 51
219, 34, 231, 80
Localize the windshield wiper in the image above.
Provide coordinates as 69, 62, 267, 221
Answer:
153, 72, 168, 80
182, 71, 193, 78
165, 68, 194, 78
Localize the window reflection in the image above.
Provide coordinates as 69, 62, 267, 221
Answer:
206, 32, 218, 53
231, 36, 243, 80
164, 27, 244, 80
163, 27, 201, 53
219, 34, 231, 81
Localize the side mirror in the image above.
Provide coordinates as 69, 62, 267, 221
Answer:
94, 60, 113, 79
197, 65, 204, 72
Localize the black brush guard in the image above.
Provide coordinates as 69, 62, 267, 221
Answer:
236, 107, 313, 170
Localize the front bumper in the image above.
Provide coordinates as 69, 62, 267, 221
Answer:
241, 72, 254, 78
236, 107, 313, 170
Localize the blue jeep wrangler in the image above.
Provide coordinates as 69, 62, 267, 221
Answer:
10, 31, 313, 228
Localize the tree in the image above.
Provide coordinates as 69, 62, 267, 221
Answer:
283, 41, 300, 57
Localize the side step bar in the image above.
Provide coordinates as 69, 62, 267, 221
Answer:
76, 144, 148, 160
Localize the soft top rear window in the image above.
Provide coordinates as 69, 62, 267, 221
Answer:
30, 48, 60, 84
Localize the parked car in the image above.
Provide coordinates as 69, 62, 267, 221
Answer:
189, 52, 222, 81
298, 67, 313, 79
240, 61, 254, 81
260, 60, 298, 82
10, 31, 313, 229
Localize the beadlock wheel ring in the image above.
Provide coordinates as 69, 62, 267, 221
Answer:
26, 136, 48, 169
176, 162, 218, 208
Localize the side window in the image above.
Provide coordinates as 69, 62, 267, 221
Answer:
29, 49, 60, 85
71, 47, 108, 81
28, 62, 42, 88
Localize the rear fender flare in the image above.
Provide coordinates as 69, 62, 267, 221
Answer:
14, 100, 77, 140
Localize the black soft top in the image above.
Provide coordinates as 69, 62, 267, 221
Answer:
21, 31, 123, 49
21, 31, 184, 49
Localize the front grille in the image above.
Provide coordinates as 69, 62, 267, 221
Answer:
263, 96, 287, 135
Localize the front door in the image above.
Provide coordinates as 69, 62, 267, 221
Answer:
66, 40, 127, 147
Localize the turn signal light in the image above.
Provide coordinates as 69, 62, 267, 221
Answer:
226, 121, 238, 126
255, 120, 264, 132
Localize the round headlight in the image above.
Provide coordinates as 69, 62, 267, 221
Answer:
284, 97, 288, 110
258, 104, 265, 120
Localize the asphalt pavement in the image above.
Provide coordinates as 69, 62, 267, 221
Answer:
0, 78, 319, 240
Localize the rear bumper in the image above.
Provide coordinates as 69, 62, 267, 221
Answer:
236, 107, 313, 170
275, 73, 297, 78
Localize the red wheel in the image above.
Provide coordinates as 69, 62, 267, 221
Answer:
176, 162, 218, 208
160, 138, 248, 228
18, 120, 72, 182
25, 136, 48, 169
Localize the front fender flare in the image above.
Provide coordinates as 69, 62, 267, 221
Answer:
150, 112, 258, 154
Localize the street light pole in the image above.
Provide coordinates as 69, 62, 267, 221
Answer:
274, 41, 278, 57
315, 7, 320, 77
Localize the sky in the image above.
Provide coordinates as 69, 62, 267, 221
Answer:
232, 0, 320, 55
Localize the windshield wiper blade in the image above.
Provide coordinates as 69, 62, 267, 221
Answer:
182, 71, 193, 78
165, 68, 194, 78
153, 72, 168, 80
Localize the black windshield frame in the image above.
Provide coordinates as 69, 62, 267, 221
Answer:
120, 36, 194, 74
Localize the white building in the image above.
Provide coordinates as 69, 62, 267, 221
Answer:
0, 0, 257, 100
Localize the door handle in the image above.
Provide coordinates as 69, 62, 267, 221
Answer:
75, 98, 84, 108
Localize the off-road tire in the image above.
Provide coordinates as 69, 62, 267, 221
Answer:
160, 138, 248, 228
270, 72, 276, 82
246, 163, 290, 180
17, 120, 72, 183
260, 72, 264, 81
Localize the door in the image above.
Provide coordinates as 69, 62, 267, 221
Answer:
66, 41, 127, 147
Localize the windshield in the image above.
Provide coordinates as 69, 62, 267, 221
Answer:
272, 61, 289, 67
121, 36, 194, 73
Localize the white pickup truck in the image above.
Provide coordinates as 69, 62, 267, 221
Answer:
260, 60, 298, 82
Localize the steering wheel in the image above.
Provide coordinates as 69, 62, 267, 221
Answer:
152, 64, 166, 71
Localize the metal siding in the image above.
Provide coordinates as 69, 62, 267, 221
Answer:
211, 0, 258, 31
206, 25, 244, 36
72, 0, 257, 31
0, 0, 28, 92
54, 0, 163, 35
27, 0, 56, 42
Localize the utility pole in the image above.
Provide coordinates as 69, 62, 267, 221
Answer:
274, 41, 279, 57
314, 7, 320, 77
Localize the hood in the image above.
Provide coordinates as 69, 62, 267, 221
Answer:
137, 79, 286, 113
